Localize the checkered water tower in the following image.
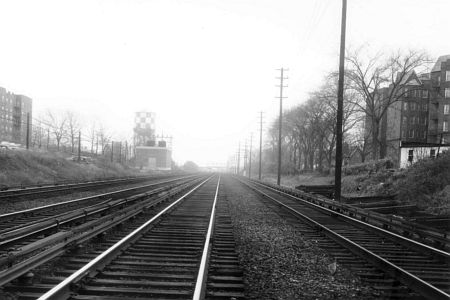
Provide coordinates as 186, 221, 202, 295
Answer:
133, 111, 172, 170
134, 111, 156, 146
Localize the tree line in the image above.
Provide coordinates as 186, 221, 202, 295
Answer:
262, 48, 430, 174
31, 110, 129, 159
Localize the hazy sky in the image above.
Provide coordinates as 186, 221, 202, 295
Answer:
1, 0, 449, 166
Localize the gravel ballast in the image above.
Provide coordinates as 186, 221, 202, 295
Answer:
222, 176, 377, 299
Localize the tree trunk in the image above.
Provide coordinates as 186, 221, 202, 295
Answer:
371, 119, 380, 160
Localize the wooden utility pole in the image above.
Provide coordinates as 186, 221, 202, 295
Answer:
276, 68, 288, 185
26, 113, 30, 150
243, 139, 248, 177
334, 0, 347, 202
77, 131, 81, 162
118, 142, 122, 163
47, 128, 50, 149
248, 133, 253, 178
237, 142, 241, 175
259, 111, 263, 180
111, 141, 114, 163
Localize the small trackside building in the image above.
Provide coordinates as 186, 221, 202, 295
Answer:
399, 141, 450, 168
135, 146, 172, 170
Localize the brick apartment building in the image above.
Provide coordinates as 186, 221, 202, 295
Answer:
0, 87, 33, 146
380, 55, 450, 167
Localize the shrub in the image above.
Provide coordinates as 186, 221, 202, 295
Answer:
396, 151, 450, 207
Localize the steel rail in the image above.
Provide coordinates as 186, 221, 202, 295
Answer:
240, 178, 450, 300
0, 177, 203, 287
0, 175, 169, 199
0, 175, 195, 222
250, 179, 450, 262
0, 177, 195, 249
37, 175, 214, 300
193, 175, 221, 300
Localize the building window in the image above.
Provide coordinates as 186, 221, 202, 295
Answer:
430, 149, 436, 158
422, 90, 428, 98
444, 104, 450, 115
446, 88, 450, 98
402, 116, 407, 124
404, 87, 408, 97
447, 71, 450, 81
403, 102, 408, 110
408, 149, 414, 162
423, 130, 427, 138
409, 129, 414, 138
410, 117, 414, 124
438, 76, 441, 85
444, 121, 449, 132
423, 104, 428, 111
423, 117, 427, 125
402, 130, 406, 138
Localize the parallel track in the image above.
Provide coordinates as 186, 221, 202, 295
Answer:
239, 177, 450, 300
0, 175, 195, 251
0, 175, 179, 200
0, 175, 201, 289
4, 175, 244, 300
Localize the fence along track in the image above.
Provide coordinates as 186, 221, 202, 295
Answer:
238, 177, 450, 300
32, 175, 243, 300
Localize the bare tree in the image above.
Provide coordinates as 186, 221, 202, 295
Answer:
45, 110, 67, 151
97, 125, 111, 155
88, 121, 96, 153
66, 111, 81, 153
345, 48, 430, 159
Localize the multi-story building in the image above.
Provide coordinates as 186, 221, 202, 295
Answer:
380, 55, 450, 167
0, 87, 32, 146
428, 55, 450, 144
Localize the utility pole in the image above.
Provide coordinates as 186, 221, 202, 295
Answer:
47, 128, 50, 149
125, 141, 128, 163
243, 139, 248, 177
77, 131, 81, 162
334, 0, 347, 202
26, 113, 30, 150
111, 141, 114, 163
249, 133, 253, 178
259, 111, 264, 180
237, 142, 241, 175
276, 68, 288, 185
118, 142, 122, 163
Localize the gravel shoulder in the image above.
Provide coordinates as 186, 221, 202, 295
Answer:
222, 176, 377, 300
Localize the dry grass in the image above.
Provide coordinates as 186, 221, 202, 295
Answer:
0, 149, 140, 187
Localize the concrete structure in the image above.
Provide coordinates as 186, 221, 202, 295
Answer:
379, 55, 450, 167
0, 87, 32, 146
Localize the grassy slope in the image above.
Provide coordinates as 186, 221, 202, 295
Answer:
0, 149, 140, 187
265, 151, 450, 215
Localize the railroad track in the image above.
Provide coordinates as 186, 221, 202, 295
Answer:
3, 175, 244, 300
238, 177, 450, 300
0, 175, 197, 251
0, 175, 202, 289
0, 174, 179, 201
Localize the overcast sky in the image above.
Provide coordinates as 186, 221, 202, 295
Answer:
1, 0, 449, 166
